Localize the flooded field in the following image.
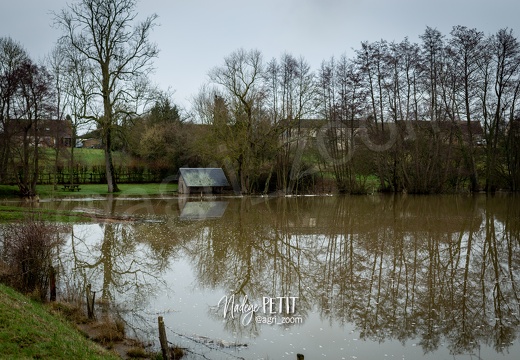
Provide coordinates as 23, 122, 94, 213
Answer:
3, 193, 520, 359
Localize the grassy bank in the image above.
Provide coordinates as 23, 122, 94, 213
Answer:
0, 283, 120, 360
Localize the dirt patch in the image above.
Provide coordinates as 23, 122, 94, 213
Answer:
77, 321, 145, 359
49, 301, 155, 359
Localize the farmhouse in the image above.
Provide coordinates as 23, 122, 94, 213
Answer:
178, 168, 230, 194
0, 118, 73, 147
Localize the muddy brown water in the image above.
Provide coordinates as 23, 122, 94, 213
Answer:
3, 193, 520, 359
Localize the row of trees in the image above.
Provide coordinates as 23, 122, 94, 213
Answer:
2, 0, 520, 195
189, 26, 520, 194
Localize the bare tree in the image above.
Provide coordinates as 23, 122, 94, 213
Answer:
54, 0, 158, 192
420, 27, 445, 123
264, 53, 315, 193
47, 45, 72, 189
57, 42, 98, 185
485, 29, 520, 192
209, 48, 265, 194
448, 26, 484, 192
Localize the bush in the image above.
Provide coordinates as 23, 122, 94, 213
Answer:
0, 218, 64, 301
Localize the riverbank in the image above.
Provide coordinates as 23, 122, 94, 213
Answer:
0, 283, 122, 359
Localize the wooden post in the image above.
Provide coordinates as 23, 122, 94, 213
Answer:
158, 316, 170, 360
49, 266, 56, 302
86, 284, 96, 319
297, 354, 304, 360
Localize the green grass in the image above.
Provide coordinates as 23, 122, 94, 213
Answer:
38, 182, 178, 197
41, 148, 130, 167
73, 148, 106, 165
0, 205, 94, 223
0, 185, 19, 198
72, 148, 132, 167
0, 284, 120, 360
1, 183, 178, 199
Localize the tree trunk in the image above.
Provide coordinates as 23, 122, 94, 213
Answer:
104, 127, 120, 193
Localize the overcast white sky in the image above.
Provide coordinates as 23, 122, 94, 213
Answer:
1, 0, 519, 109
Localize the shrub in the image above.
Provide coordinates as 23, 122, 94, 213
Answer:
0, 218, 64, 301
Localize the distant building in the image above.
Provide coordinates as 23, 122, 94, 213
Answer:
1, 118, 73, 147
77, 129, 103, 148
81, 138, 102, 149
178, 168, 230, 194
284, 118, 485, 148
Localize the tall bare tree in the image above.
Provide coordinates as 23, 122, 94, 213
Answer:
264, 53, 315, 193
448, 26, 484, 192
54, 0, 158, 192
485, 29, 520, 191
209, 48, 265, 194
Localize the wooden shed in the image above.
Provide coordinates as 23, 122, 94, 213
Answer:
178, 168, 230, 194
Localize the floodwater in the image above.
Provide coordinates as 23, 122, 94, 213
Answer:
5, 193, 520, 359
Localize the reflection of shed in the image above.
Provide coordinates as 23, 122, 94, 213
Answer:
180, 201, 228, 220
178, 168, 230, 194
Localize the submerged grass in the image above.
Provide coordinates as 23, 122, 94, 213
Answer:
0, 205, 93, 223
0, 283, 120, 360
0, 183, 178, 222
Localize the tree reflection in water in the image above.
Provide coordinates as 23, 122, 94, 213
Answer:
49, 194, 518, 357
180, 195, 520, 356
58, 196, 173, 337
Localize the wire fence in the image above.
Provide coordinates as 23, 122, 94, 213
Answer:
161, 318, 247, 360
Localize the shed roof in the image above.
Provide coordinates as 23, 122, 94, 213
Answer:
179, 168, 230, 187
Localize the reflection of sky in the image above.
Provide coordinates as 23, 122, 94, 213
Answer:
48, 192, 520, 360
133, 247, 519, 360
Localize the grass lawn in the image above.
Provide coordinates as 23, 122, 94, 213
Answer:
73, 148, 106, 165
0, 182, 178, 199
0, 284, 120, 360
41, 148, 131, 167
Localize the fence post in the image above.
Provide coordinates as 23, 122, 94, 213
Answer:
49, 266, 56, 301
158, 316, 170, 360
86, 283, 96, 319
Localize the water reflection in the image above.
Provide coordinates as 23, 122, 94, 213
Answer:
174, 195, 519, 356
26, 194, 520, 358
179, 200, 228, 220
57, 197, 174, 335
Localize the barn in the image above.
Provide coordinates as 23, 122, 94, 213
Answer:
177, 168, 230, 194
